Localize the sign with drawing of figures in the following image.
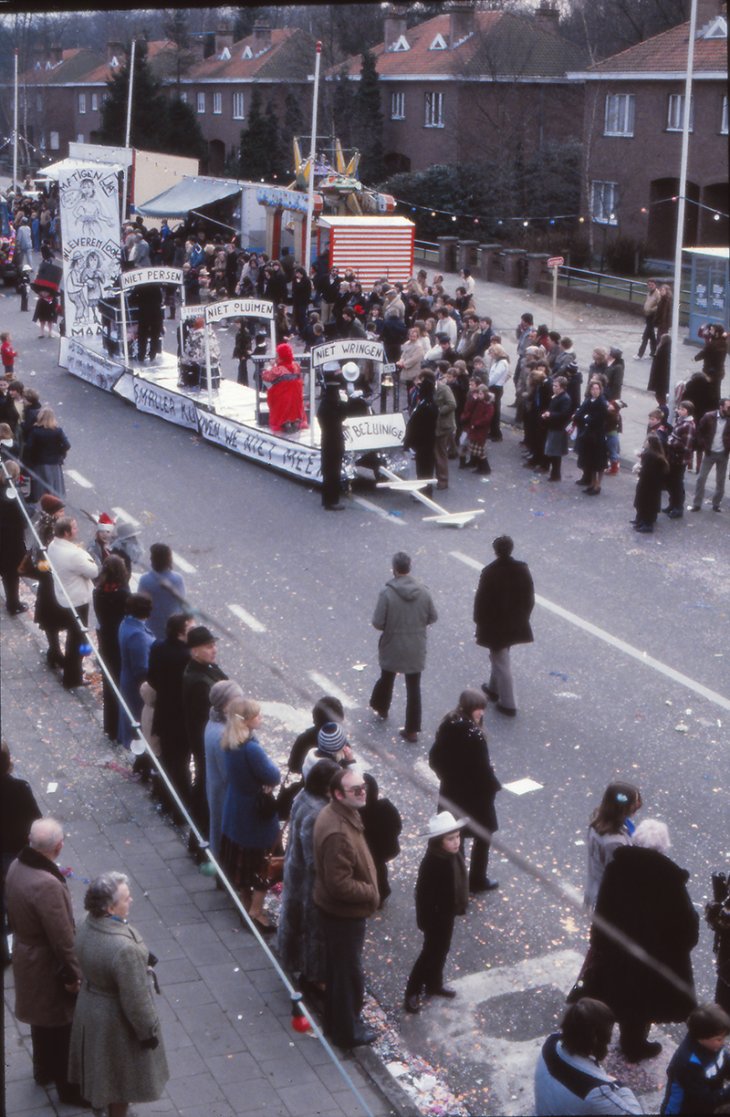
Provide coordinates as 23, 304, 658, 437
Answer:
133, 379, 199, 431
58, 164, 121, 339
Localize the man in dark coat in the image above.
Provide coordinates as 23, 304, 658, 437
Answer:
580, 819, 698, 1062
317, 366, 349, 511
182, 626, 228, 854
473, 535, 534, 716
5, 818, 88, 1107
404, 371, 438, 494
147, 612, 193, 821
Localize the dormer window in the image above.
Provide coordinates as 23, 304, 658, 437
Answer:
391, 34, 410, 52
219, 46, 231, 61
429, 33, 448, 51
242, 45, 253, 60
697, 15, 727, 39
110, 55, 119, 68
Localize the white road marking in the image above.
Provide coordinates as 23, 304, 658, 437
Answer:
227, 603, 266, 633
503, 777, 543, 796
352, 495, 406, 525
308, 671, 354, 707
450, 550, 730, 713
111, 506, 140, 527
414, 757, 439, 787
171, 551, 196, 574
259, 700, 312, 733
66, 469, 93, 489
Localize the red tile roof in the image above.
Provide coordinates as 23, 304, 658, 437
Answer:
190, 28, 315, 81
336, 11, 582, 79
588, 17, 728, 73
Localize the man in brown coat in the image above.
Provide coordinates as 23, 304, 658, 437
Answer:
5, 817, 88, 1107
313, 766, 379, 1048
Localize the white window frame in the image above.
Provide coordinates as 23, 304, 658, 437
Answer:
50, 131, 60, 151
91, 92, 98, 112
179, 91, 188, 104
591, 181, 618, 226
76, 133, 84, 144
36, 94, 42, 112
424, 91, 444, 128
721, 95, 728, 135
232, 91, 244, 120
196, 91, 206, 115
391, 91, 405, 120
604, 93, 635, 137
78, 92, 86, 114
212, 91, 222, 115
667, 93, 694, 132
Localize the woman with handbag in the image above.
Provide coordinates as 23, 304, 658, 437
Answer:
220, 698, 281, 935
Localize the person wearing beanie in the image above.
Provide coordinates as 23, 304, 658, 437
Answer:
262, 343, 307, 434
86, 513, 115, 570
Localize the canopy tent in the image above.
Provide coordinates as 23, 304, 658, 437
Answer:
135, 176, 243, 219
42, 157, 125, 179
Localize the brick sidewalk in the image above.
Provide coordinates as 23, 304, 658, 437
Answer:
2, 613, 401, 1117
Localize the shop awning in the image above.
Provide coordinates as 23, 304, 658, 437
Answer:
136, 176, 242, 218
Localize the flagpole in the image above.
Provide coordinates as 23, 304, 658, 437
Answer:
13, 48, 19, 191
305, 42, 322, 446
667, 0, 698, 417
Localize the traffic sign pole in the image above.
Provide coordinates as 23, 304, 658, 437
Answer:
547, 256, 564, 329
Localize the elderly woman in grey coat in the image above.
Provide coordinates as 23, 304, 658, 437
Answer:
68, 872, 169, 1117
204, 679, 244, 860
277, 758, 339, 996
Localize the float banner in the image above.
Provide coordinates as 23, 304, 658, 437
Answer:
58, 164, 121, 339
133, 380, 199, 430
343, 413, 405, 450
205, 298, 274, 322
198, 410, 322, 482
310, 340, 384, 367
66, 338, 124, 391
121, 267, 183, 290
180, 304, 207, 322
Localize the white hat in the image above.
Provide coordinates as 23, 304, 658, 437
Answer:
424, 810, 467, 839
342, 361, 360, 382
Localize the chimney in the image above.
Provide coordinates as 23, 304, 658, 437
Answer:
696, 0, 725, 27
49, 45, 64, 65
215, 26, 234, 57
384, 5, 408, 52
252, 22, 272, 51
106, 40, 124, 65
534, 2, 560, 32
448, 2, 475, 48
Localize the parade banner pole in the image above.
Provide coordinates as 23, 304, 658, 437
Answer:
122, 39, 136, 223
667, 0, 697, 417
13, 49, 18, 191
204, 308, 213, 410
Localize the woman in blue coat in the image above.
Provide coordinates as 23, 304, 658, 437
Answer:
117, 593, 155, 748
220, 698, 281, 934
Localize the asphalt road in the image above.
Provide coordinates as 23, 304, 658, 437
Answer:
4, 281, 728, 1116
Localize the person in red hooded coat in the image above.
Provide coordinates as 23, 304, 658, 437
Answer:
263, 343, 308, 433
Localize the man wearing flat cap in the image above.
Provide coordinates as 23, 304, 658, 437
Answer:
182, 627, 228, 855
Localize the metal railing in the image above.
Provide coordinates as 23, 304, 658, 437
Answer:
551, 265, 691, 323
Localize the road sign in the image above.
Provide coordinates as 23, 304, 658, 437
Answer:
547, 256, 564, 268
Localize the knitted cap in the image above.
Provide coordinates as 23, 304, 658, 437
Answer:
317, 721, 347, 756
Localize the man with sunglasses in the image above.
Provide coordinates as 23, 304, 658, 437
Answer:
313, 766, 379, 1048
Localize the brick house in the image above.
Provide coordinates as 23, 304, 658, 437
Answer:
178, 23, 316, 176
334, 4, 586, 175
2, 25, 315, 179
569, 0, 728, 259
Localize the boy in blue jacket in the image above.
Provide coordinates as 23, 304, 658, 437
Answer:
661, 1003, 730, 1114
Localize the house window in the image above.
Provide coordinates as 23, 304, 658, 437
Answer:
721, 95, 728, 135
50, 131, 59, 150
36, 94, 42, 112
78, 92, 86, 114
77, 133, 84, 144
179, 91, 188, 104
424, 91, 444, 128
233, 92, 245, 120
391, 92, 405, 120
591, 181, 618, 225
667, 93, 694, 132
213, 91, 222, 114
604, 93, 635, 137
91, 92, 98, 111
197, 91, 206, 114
